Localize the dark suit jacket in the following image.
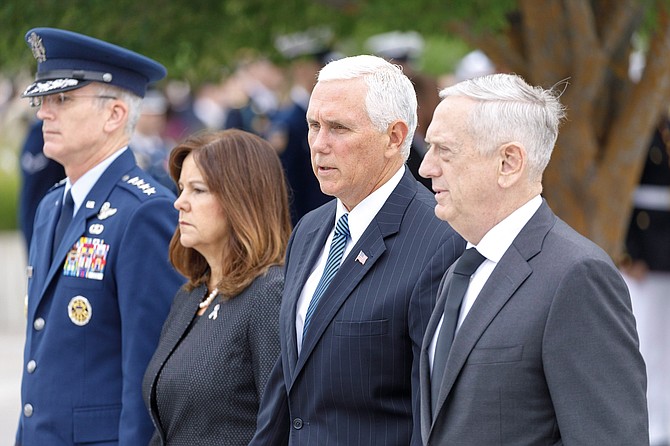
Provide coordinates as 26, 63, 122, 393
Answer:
420, 201, 649, 445
251, 169, 465, 446
18, 149, 183, 445
142, 266, 283, 445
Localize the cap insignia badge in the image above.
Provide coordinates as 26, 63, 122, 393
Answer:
28, 32, 47, 62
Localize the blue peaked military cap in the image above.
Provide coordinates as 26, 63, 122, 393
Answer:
22, 27, 166, 98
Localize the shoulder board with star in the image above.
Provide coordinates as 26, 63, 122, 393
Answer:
118, 173, 170, 201
46, 178, 67, 193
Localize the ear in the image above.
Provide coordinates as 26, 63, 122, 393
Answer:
497, 142, 525, 188
103, 99, 129, 134
385, 120, 409, 158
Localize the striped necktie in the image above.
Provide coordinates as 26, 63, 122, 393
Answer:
302, 213, 350, 340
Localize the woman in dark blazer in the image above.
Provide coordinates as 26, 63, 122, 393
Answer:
142, 129, 292, 445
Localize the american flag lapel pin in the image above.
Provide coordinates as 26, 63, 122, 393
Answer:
355, 250, 368, 265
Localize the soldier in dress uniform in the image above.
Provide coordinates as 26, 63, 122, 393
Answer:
15, 28, 184, 445
366, 31, 439, 191
268, 28, 336, 224
623, 116, 670, 446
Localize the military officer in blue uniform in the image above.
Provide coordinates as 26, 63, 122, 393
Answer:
16, 28, 184, 445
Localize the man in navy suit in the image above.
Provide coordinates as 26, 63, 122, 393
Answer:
419, 73, 648, 444
16, 28, 183, 445
251, 55, 464, 445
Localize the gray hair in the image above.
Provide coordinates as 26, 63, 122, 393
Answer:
439, 73, 566, 180
317, 54, 418, 160
94, 83, 143, 136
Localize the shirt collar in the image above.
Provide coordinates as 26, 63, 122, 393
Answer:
335, 165, 405, 245
65, 147, 128, 215
471, 195, 543, 263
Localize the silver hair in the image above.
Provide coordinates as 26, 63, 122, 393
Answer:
93, 83, 143, 136
317, 54, 418, 160
439, 73, 566, 180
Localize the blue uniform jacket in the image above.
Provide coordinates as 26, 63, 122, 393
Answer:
17, 149, 184, 445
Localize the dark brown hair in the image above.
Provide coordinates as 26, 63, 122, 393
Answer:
168, 129, 292, 297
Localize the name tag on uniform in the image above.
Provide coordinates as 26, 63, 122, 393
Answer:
63, 237, 110, 280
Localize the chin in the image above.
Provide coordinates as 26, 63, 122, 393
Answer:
317, 182, 337, 197
178, 237, 194, 249
42, 145, 62, 161
434, 206, 452, 223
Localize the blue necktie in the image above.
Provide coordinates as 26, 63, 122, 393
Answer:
431, 248, 486, 414
52, 190, 74, 259
303, 213, 350, 339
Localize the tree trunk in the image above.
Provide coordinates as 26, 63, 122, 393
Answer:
449, 0, 670, 261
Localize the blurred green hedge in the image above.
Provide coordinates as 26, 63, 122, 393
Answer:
0, 170, 19, 231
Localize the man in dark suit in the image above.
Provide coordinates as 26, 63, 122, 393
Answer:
251, 55, 464, 446
16, 28, 183, 445
418, 73, 648, 445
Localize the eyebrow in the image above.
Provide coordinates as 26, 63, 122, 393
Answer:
180, 178, 208, 186
307, 115, 350, 126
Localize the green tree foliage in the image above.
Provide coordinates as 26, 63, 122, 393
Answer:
1, 0, 493, 81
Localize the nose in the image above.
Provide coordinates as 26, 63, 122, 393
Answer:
308, 127, 329, 154
419, 146, 438, 179
35, 102, 52, 120
173, 192, 187, 211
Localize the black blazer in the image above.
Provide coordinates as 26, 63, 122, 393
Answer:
251, 170, 465, 445
143, 266, 283, 445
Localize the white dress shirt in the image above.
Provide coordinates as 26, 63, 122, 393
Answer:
296, 166, 406, 353
429, 195, 543, 371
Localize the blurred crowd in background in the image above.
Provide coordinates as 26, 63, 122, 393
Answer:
2, 28, 498, 231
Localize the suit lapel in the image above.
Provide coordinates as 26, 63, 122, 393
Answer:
26, 191, 62, 318
431, 248, 532, 423
285, 214, 335, 377
150, 286, 203, 381
430, 201, 556, 429
290, 170, 416, 386
292, 223, 388, 377
419, 268, 452, 437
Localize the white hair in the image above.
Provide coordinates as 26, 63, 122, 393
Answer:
94, 83, 143, 136
439, 73, 566, 180
317, 54, 418, 160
